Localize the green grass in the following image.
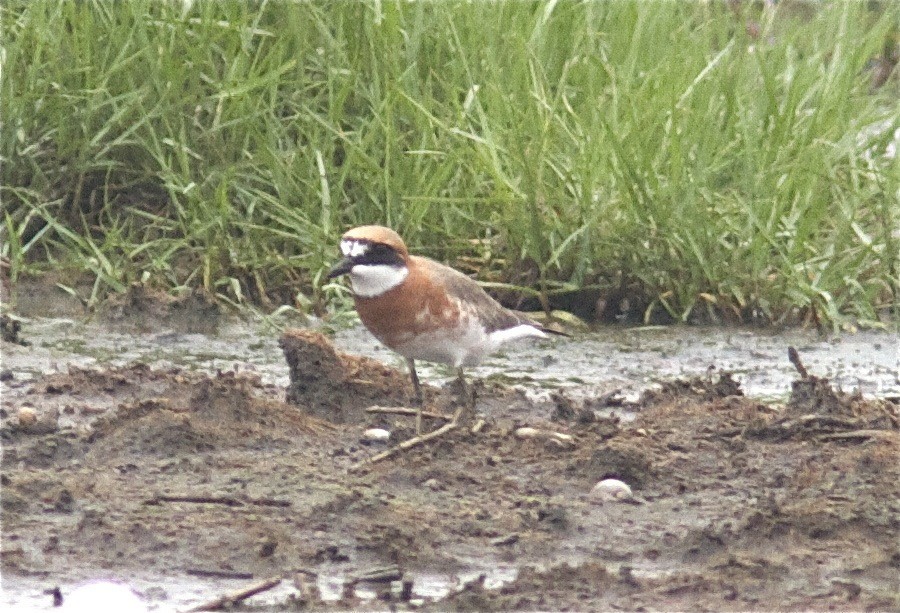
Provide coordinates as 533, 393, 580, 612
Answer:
2, 0, 898, 328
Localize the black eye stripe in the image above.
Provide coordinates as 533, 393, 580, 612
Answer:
352, 242, 404, 267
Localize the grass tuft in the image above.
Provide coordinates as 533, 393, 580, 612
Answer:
2, 0, 898, 327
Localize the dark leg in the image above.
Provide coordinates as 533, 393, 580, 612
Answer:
407, 357, 423, 434
453, 367, 475, 423
456, 367, 467, 400
349, 366, 476, 471
407, 357, 423, 403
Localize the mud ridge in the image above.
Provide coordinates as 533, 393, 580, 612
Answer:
2, 332, 898, 611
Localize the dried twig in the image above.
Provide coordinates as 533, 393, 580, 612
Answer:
187, 576, 282, 612
365, 406, 451, 420
147, 495, 245, 507
246, 497, 292, 508
787, 346, 809, 378
490, 533, 520, 546
711, 413, 871, 441
145, 495, 290, 508
350, 416, 460, 471
186, 569, 254, 580
349, 565, 403, 584
817, 430, 893, 442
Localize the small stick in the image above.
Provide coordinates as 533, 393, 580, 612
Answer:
350, 416, 459, 471
785, 414, 863, 429
490, 533, 520, 546
350, 565, 403, 584
246, 497, 292, 508
787, 346, 809, 378
365, 406, 451, 420
293, 571, 318, 601
186, 569, 254, 580
187, 576, 282, 612
817, 430, 889, 442
147, 495, 244, 507
145, 495, 290, 508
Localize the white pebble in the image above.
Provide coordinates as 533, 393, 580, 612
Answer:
514, 427, 541, 439
361, 428, 391, 443
60, 580, 147, 613
17, 406, 37, 427
515, 427, 574, 446
591, 478, 634, 502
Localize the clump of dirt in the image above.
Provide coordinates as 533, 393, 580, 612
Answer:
99, 283, 221, 333
640, 370, 743, 405
785, 345, 868, 415
280, 328, 434, 423
3, 331, 899, 611
573, 440, 658, 488
3, 364, 328, 470
734, 348, 900, 442
1, 313, 27, 345
423, 562, 637, 612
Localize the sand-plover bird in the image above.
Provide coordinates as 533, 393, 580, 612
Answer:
327, 225, 566, 430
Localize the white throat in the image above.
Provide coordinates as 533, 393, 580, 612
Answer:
349, 264, 409, 298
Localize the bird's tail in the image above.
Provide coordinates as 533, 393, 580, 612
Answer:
511, 310, 573, 337
534, 323, 571, 337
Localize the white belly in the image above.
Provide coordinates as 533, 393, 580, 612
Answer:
391, 320, 546, 368
393, 322, 489, 367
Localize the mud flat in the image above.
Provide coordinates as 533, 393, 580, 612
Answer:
2, 313, 898, 611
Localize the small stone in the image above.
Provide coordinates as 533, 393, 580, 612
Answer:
17, 406, 37, 428
361, 428, 390, 443
591, 478, 635, 503
423, 478, 441, 491
514, 427, 541, 439
515, 427, 574, 447
15, 406, 59, 434
551, 432, 574, 443
258, 536, 277, 558
59, 581, 147, 612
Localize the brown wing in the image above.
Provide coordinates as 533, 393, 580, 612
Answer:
415, 256, 541, 333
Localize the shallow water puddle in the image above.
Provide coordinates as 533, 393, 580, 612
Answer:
2, 566, 521, 611
5, 316, 895, 402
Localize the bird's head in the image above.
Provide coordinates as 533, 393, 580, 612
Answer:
327, 226, 410, 298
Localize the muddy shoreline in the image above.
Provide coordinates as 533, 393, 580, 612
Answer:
1, 288, 899, 611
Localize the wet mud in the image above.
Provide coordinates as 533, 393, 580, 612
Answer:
2, 322, 898, 611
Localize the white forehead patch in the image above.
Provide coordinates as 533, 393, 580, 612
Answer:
340, 240, 370, 258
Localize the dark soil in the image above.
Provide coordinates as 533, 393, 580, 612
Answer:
2, 328, 898, 611
99, 283, 223, 334
1, 314, 26, 346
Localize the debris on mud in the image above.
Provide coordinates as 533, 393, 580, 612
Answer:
3, 332, 899, 611
733, 347, 900, 442
99, 283, 222, 334
1, 313, 27, 345
186, 575, 282, 612
575, 440, 658, 488
640, 369, 743, 405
